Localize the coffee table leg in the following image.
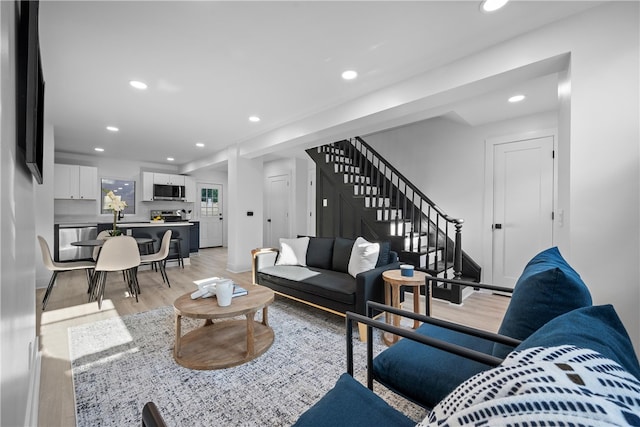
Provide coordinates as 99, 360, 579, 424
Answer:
246, 310, 256, 356
174, 314, 182, 358
262, 306, 269, 327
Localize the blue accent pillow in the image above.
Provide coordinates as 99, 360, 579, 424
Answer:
493, 247, 592, 358
515, 305, 640, 380
375, 241, 391, 267
306, 237, 334, 270
292, 373, 415, 427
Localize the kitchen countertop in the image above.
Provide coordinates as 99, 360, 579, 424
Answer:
117, 222, 194, 227
56, 219, 196, 227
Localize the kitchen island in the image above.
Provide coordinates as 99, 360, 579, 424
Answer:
97, 221, 194, 266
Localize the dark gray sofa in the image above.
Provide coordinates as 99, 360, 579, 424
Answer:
252, 236, 400, 316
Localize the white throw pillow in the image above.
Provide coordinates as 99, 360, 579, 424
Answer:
275, 237, 310, 266
348, 237, 380, 278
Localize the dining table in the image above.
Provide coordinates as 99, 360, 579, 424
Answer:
70, 239, 105, 297
70, 239, 105, 248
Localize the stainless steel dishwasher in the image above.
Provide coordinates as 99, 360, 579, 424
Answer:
57, 225, 97, 261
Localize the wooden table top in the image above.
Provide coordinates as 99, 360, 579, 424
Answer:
382, 269, 428, 286
173, 283, 275, 320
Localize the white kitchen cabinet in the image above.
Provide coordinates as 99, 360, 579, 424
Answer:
184, 176, 195, 202
54, 164, 98, 200
140, 172, 154, 202
153, 173, 185, 186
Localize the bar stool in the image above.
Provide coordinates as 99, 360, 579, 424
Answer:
167, 237, 184, 268
134, 237, 156, 255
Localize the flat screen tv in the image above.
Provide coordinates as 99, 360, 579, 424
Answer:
16, 0, 45, 184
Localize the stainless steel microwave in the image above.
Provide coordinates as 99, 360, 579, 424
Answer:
153, 184, 186, 201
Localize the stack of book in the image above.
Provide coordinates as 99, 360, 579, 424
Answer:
232, 285, 248, 298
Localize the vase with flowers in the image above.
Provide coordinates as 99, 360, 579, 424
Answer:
104, 190, 127, 236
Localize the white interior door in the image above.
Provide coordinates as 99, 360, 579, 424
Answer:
266, 174, 289, 248
492, 136, 554, 288
197, 183, 223, 248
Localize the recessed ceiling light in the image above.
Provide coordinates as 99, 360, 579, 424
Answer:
167, 157, 174, 161
195, 142, 205, 148
249, 116, 261, 122
508, 94, 526, 103
129, 80, 148, 90
106, 126, 119, 132
94, 147, 104, 152
341, 70, 358, 80
480, 0, 509, 13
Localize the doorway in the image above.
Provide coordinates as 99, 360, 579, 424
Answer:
265, 174, 289, 248
197, 183, 223, 248
484, 131, 556, 288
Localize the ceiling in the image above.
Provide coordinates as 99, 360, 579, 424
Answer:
39, 1, 600, 171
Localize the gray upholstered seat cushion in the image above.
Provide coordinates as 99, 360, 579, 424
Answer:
259, 265, 356, 305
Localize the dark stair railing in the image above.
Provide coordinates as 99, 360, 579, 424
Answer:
314, 137, 478, 295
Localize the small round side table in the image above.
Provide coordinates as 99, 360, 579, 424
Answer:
382, 269, 429, 346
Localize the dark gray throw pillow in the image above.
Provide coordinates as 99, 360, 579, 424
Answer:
375, 241, 391, 267
332, 237, 355, 273
306, 237, 334, 270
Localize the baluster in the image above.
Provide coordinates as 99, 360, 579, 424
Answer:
369, 153, 375, 203
418, 199, 423, 254
454, 222, 463, 280
347, 139, 357, 188
435, 214, 440, 275
444, 220, 450, 278
410, 190, 420, 252
382, 164, 388, 220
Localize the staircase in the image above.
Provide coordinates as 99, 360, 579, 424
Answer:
307, 137, 481, 304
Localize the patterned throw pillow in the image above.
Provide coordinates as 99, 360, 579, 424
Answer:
418, 345, 640, 426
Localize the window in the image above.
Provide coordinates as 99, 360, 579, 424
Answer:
200, 187, 219, 217
101, 178, 136, 214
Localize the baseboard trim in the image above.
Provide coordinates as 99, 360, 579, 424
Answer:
24, 336, 41, 427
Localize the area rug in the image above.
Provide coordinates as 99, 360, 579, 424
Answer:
69, 298, 427, 426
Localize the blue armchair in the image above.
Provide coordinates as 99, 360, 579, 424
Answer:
293, 247, 603, 426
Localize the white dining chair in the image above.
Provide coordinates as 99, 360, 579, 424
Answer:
37, 235, 96, 310
90, 236, 141, 309
140, 230, 172, 287
93, 230, 111, 261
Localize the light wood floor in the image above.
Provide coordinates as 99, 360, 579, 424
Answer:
36, 248, 509, 427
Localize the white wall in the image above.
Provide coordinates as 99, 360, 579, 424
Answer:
227, 145, 263, 272
34, 123, 56, 288
365, 111, 558, 267
362, 3, 640, 351
482, 1, 640, 353
0, 1, 38, 424
263, 156, 312, 242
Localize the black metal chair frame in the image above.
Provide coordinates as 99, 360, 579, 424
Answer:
345, 275, 521, 407
141, 402, 167, 427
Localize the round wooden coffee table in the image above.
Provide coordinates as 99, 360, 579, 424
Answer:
173, 284, 275, 370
